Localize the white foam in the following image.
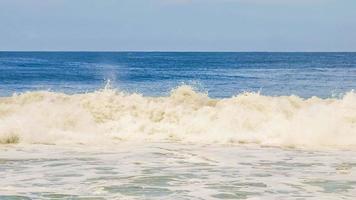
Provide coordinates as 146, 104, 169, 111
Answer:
1, 86, 356, 149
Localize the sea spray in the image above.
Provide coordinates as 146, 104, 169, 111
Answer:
1, 85, 356, 148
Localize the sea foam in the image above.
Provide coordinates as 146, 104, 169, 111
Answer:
1, 86, 356, 149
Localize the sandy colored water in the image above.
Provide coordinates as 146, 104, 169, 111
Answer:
2, 87, 356, 149
1, 142, 356, 199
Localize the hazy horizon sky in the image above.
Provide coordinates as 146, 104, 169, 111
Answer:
1, 0, 356, 51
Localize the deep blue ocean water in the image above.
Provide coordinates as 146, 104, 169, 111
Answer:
1, 52, 356, 98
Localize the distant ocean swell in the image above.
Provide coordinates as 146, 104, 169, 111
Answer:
1, 85, 356, 149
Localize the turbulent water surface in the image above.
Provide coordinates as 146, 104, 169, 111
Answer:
1, 52, 356, 199
1, 143, 356, 199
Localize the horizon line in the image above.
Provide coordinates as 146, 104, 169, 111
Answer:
1, 50, 356, 53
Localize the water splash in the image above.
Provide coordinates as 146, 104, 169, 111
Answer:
1, 85, 356, 149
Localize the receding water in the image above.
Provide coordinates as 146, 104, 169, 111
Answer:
1, 143, 356, 199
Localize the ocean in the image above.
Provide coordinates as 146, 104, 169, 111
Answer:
2, 52, 356, 98
1, 52, 356, 199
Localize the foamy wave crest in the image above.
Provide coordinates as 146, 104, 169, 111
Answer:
1, 86, 356, 148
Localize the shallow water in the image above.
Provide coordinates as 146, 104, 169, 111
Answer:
1, 142, 356, 199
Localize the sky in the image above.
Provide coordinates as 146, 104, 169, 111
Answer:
0, 0, 356, 51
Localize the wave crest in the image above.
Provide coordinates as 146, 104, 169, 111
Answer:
1, 86, 356, 148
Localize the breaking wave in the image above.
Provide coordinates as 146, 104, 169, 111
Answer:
1, 85, 356, 149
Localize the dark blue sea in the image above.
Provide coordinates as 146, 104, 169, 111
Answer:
1, 52, 356, 98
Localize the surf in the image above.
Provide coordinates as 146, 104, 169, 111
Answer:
1, 85, 356, 149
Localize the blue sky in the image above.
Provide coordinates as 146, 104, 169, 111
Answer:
0, 0, 355, 51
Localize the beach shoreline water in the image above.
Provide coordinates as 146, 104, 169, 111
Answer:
1, 142, 356, 199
